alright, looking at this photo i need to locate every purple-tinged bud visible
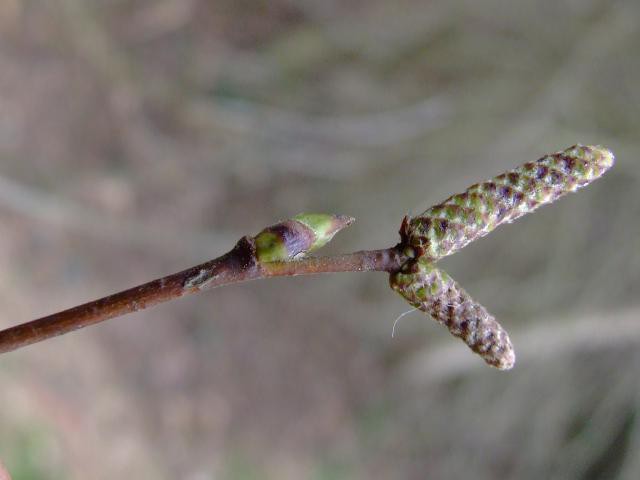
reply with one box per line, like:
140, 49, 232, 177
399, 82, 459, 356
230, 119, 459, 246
254, 213, 354, 263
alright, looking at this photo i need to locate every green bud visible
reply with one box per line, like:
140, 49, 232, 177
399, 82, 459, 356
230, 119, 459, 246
293, 213, 354, 251
254, 213, 354, 264
254, 230, 291, 263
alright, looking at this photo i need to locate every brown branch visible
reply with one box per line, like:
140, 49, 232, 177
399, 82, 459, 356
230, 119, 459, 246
0, 236, 404, 355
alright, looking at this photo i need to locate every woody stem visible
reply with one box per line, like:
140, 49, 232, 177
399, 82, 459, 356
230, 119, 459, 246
0, 240, 404, 355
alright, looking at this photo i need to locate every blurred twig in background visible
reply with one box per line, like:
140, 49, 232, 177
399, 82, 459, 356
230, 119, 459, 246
401, 308, 640, 386
0, 174, 235, 257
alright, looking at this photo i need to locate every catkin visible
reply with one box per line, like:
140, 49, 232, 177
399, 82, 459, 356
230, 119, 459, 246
401, 144, 614, 261
390, 260, 515, 370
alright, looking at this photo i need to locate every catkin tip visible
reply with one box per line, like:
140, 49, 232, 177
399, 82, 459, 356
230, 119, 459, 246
591, 145, 615, 169
495, 347, 516, 370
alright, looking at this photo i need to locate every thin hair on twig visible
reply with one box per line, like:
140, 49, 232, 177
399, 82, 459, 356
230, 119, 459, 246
392, 308, 419, 338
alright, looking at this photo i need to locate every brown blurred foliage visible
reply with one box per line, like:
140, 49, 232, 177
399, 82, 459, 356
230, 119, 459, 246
0, 0, 639, 479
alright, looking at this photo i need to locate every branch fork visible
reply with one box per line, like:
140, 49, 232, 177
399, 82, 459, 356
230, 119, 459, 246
0, 145, 615, 370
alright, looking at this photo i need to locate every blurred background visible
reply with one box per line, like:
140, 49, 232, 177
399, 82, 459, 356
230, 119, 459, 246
0, 0, 638, 478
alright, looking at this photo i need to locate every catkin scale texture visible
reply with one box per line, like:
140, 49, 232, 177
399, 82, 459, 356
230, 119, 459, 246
390, 261, 515, 369
401, 145, 615, 261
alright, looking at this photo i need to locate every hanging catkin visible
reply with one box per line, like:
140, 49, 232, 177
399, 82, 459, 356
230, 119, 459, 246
390, 259, 515, 369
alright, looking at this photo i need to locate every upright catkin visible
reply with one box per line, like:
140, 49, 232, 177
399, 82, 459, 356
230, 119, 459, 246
401, 145, 615, 261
